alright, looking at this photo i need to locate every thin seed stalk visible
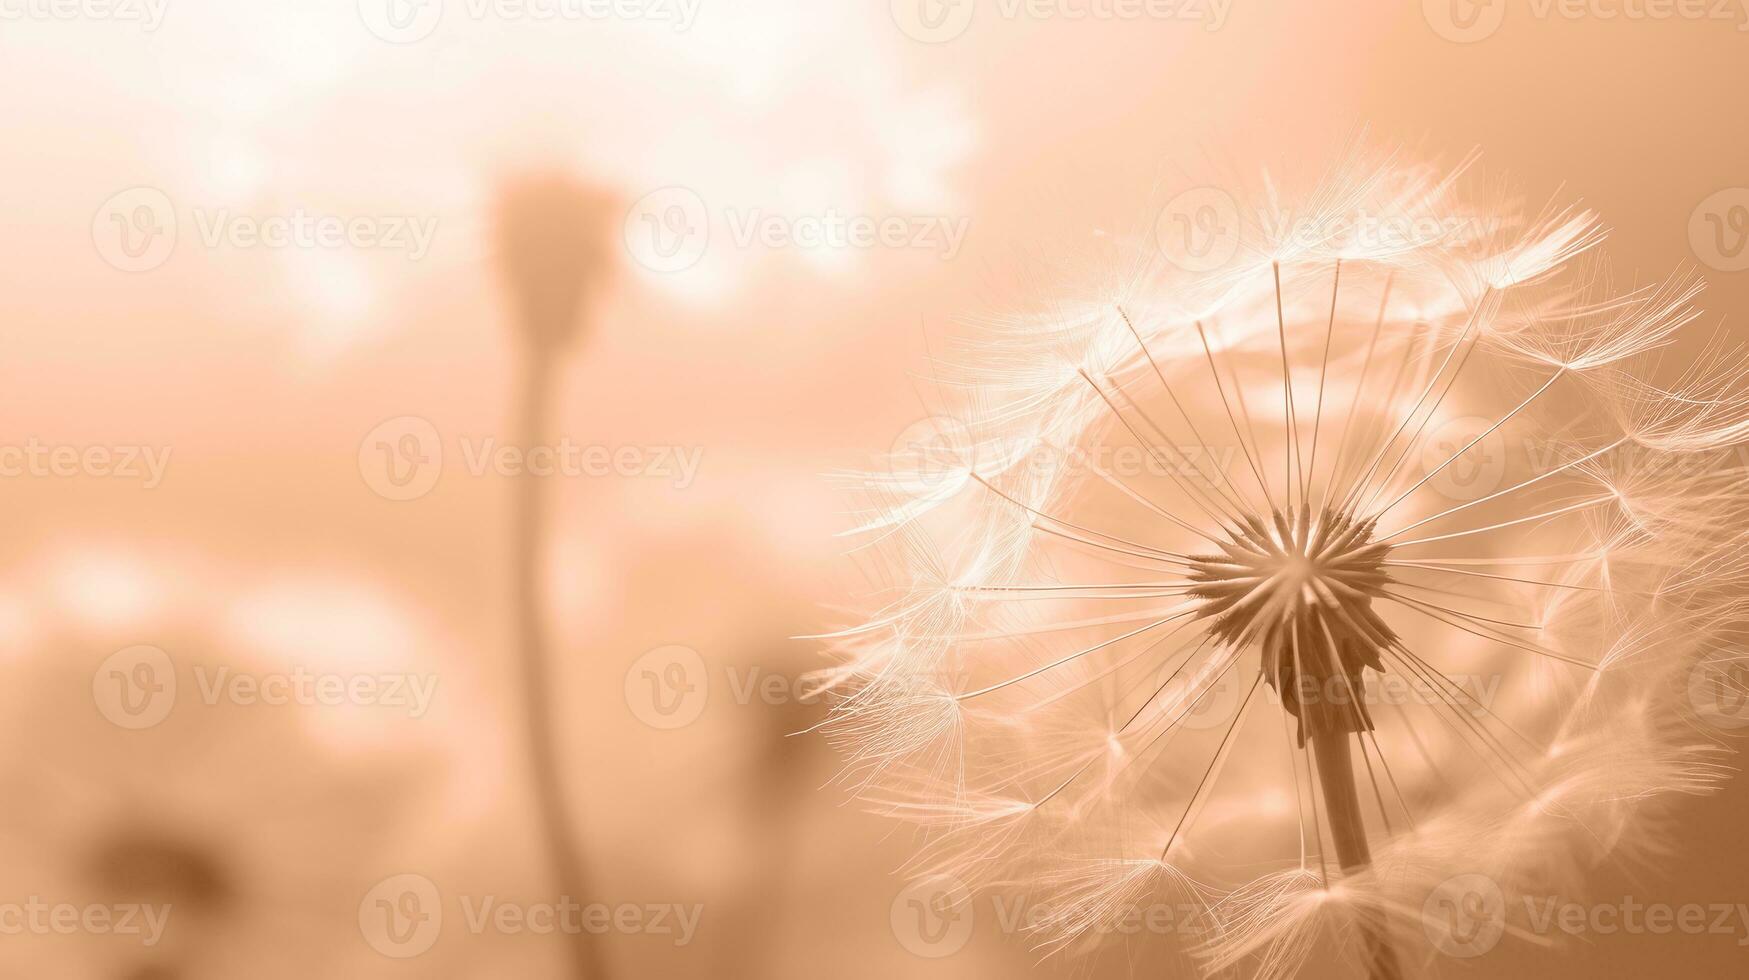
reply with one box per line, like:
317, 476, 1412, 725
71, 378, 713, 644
1311, 730, 1402, 980
513, 350, 609, 980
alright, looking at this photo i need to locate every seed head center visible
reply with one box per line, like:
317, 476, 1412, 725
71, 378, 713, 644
1186, 507, 1398, 740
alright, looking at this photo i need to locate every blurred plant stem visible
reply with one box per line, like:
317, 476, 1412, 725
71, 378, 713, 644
512, 347, 609, 980
1312, 730, 1402, 980
498, 172, 616, 980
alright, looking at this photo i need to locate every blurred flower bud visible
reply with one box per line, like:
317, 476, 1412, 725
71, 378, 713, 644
494, 173, 617, 352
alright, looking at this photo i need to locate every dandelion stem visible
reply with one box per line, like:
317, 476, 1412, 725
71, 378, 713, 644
1310, 730, 1403, 980
512, 349, 609, 980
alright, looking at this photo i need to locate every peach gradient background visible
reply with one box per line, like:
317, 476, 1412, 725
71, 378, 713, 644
0, 1, 1745, 977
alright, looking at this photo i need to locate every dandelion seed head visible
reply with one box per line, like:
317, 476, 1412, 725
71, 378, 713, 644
820, 149, 1746, 974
